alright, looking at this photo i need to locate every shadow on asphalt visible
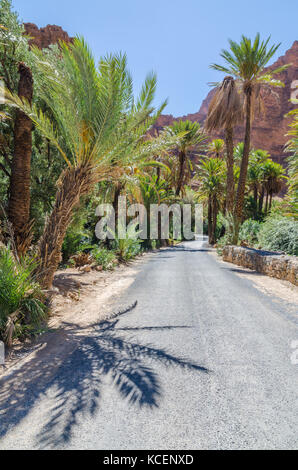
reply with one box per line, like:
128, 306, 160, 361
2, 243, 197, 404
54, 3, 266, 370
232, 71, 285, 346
0, 303, 209, 448
220, 266, 263, 276
157, 247, 212, 254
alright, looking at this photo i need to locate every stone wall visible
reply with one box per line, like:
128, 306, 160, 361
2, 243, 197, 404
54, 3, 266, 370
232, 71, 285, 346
222, 245, 298, 286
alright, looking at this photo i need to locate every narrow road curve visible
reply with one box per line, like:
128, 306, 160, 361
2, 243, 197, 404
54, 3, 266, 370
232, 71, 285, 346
0, 241, 297, 449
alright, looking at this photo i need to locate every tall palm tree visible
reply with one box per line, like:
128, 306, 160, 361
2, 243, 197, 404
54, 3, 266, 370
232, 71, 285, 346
167, 120, 207, 196
6, 38, 166, 288
211, 34, 288, 240
197, 157, 225, 244
205, 76, 242, 213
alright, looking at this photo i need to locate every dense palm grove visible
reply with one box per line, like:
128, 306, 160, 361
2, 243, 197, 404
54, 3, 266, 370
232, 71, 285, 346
0, 0, 297, 345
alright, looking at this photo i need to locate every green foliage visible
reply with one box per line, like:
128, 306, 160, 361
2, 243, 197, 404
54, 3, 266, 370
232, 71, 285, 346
111, 223, 143, 262
0, 246, 47, 345
197, 157, 226, 199
285, 103, 298, 218
210, 33, 284, 85
257, 215, 298, 255
239, 219, 261, 244
91, 246, 117, 270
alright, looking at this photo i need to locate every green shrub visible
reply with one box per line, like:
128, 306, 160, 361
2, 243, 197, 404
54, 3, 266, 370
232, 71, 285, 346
239, 219, 261, 245
91, 246, 117, 270
257, 215, 298, 255
216, 233, 232, 255
111, 223, 143, 262
0, 247, 47, 346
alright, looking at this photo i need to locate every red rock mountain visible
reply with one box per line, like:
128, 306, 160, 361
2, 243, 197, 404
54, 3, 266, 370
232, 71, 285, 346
24, 23, 73, 49
24, 24, 297, 165
155, 41, 298, 165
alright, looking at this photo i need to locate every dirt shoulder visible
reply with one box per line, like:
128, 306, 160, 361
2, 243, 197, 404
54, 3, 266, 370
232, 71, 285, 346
0, 252, 153, 377
209, 249, 298, 308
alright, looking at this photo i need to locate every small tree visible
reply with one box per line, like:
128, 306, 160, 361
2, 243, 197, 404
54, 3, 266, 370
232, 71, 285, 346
197, 157, 225, 244
167, 120, 207, 196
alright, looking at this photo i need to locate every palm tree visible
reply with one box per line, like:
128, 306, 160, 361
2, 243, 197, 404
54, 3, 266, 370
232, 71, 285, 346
208, 138, 225, 158
167, 120, 207, 196
262, 160, 286, 213
247, 149, 270, 216
8, 62, 34, 257
6, 38, 166, 288
197, 157, 225, 244
205, 76, 242, 213
211, 34, 288, 240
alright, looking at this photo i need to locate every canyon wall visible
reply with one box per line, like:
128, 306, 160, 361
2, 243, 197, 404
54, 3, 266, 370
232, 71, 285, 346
156, 41, 298, 165
24, 23, 73, 49
24, 23, 297, 165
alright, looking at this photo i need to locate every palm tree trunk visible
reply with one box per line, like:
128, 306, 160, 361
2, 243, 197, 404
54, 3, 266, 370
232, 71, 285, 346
233, 85, 252, 242
36, 164, 94, 289
264, 191, 269, 215
269, 192, 273, 211
208, 196, 212, 244
225, 126, 234, 213
259, 186, 265, 212
175, 150, 186, 196
113, 181, 123, 232
8, 63, 33, 257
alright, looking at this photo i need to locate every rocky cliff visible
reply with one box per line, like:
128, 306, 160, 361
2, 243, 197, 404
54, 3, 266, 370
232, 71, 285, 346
156, 41, 298, 165
24, 23, 73, 49
24, 23, 297, 165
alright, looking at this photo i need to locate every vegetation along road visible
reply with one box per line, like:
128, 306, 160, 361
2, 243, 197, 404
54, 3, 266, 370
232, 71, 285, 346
0, 240, 297, 450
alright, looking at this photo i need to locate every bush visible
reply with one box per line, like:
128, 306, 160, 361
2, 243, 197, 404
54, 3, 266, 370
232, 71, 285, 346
239, 219, 261, 245
0, 247, 47, 346
257, 215, 298, 255
111, 223, 143, 262
91, 246, 117, 270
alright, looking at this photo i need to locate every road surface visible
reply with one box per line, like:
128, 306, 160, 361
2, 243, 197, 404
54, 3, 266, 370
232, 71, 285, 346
0, 241, 297, 449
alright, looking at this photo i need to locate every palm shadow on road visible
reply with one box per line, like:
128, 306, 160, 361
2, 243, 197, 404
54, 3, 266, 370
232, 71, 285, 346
0, 304, 209, 448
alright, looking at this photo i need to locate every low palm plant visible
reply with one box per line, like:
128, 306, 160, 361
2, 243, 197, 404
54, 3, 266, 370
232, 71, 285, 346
208, 139, 225, 158
0, 246, 47, 346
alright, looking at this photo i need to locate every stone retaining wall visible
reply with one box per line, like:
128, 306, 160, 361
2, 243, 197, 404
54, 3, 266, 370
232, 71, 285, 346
222, 245, 298, 286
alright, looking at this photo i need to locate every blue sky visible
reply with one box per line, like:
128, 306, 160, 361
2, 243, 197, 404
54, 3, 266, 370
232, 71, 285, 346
12, 0, 298, 116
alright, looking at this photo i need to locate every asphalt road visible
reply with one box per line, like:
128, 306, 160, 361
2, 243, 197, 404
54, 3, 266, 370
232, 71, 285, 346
0, 241, 297, 450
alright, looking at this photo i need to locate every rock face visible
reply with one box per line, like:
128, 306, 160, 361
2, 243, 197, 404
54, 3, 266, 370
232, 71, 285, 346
222, 245, 298, 286
156, 41, 298, 165
24, 23, 73, 49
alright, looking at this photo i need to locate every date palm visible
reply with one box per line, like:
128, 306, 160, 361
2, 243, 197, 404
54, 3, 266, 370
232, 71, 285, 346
6, 38, 166, 287
205, 76, 242, 213
197, 157, 225, 244
208, 139, 225, 158
167, 120, 207, 196
211, 33, 288, 241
